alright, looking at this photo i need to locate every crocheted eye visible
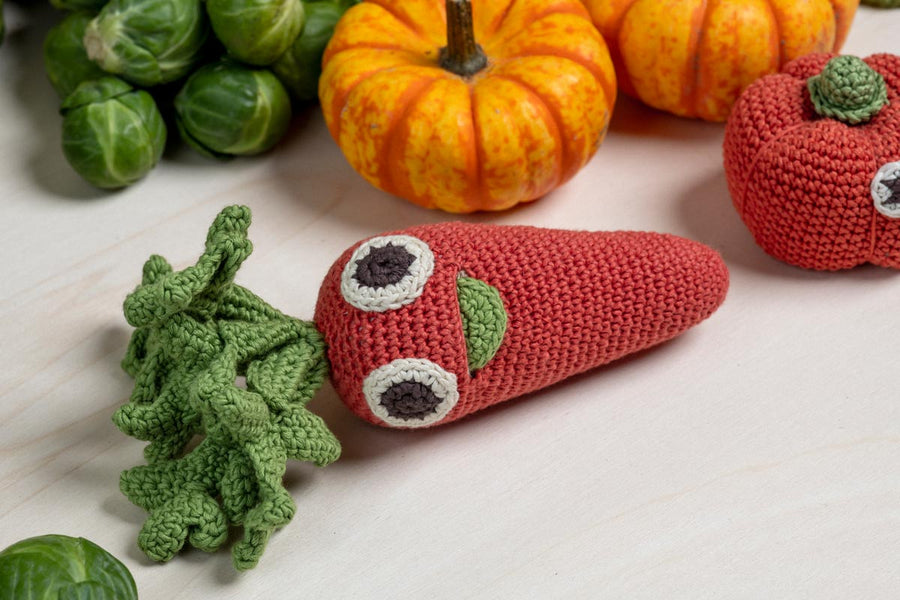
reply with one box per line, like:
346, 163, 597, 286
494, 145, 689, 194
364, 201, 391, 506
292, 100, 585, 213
340, 235, 435, 312
872, 161, 900, 219
362, 358, 459, 428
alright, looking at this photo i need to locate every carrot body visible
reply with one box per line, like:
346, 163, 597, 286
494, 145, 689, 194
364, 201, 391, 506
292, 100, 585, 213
314, 223, 729, 428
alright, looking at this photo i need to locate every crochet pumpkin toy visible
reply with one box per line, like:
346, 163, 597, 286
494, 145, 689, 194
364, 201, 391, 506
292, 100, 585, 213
114, 206, 728, 569
724, 53, 900, 270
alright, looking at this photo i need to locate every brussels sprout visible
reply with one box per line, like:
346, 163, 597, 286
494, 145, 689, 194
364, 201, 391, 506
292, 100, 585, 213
83, 0, 208, 87
44, 13, 108, 99
207, 0, 304, 66
50, 0, 109, 13
0, 534, 138, 600
272, 0, 353, 101
175, 61, 291, 157
61, 77, 167, 188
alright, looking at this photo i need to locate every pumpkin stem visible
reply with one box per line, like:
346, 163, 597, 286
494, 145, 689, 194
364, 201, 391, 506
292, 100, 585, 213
808, 56, 889, 124
439, 0, 487, 77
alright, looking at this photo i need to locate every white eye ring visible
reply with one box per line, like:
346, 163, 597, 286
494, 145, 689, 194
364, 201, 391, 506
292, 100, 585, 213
872, 160, 900, 219
362, 358, 459, 428
340, 235, 435, 312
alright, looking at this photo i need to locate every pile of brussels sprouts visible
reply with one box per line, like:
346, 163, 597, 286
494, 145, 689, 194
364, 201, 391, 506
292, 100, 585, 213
43, 0, 356, 188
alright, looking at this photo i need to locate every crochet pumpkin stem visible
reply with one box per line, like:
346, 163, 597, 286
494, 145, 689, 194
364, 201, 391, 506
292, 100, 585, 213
808, 55, 889, 125
439, 0, 487, 77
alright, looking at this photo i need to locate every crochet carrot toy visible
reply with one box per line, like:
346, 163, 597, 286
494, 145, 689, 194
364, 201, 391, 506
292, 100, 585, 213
316, 221, 730, 427
114, 206, 729, 569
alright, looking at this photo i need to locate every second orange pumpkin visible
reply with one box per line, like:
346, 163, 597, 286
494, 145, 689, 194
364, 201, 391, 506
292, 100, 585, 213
584, 0, 859, 122
318, 0, 616, 213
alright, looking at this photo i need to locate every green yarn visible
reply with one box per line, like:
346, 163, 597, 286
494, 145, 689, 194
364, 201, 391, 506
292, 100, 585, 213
861, 0, 900, 7
114, 205, 340, 571
457, 275, 507, 371
808, 55, 889, 124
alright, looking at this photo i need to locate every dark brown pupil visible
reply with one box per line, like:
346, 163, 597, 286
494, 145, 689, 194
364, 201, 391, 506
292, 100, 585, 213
882, 175, 900, 206
380, 381, 441, 420
353, 243, 416, 288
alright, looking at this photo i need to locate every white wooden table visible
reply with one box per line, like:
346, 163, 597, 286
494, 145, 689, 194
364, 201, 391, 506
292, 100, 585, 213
2, 4, 899, 598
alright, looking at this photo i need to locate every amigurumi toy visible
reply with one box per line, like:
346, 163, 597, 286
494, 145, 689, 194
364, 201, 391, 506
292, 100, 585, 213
114, 206, 729, 568
315, 221, 729, 428
724, 53, 900, 270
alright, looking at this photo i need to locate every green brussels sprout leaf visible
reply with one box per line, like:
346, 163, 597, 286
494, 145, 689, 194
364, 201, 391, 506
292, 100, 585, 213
0, 534, 138, 600
61, 75, 133, 109
84, 0, 209, 87
272, 0, 350, 101
175, 116, 227, 159
61, 77, 167, 189
207, 0, 304, 66
44, 12, 108, 99
174, 61, 292, 157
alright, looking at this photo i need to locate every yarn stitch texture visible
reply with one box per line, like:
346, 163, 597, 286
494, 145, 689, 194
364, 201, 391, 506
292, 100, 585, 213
808, 55, 888, 124
724, 53, 900, 270
315, 222, 730, 428
114, 206, 340, 570
456, 275, 508, 371
872, 161, 900, 217
340, 235, 435, 312
362, 358, 460, 427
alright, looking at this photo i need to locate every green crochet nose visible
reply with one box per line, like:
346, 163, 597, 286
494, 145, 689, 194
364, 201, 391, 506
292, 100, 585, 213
456, 275, 507, 372
808, 55, 889, 124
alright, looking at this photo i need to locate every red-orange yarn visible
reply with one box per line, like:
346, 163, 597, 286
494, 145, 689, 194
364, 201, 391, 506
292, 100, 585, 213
724, 52, 900, 270
314, 223, 729, 428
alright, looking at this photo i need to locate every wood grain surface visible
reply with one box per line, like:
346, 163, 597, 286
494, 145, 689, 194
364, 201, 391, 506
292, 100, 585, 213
1, 4, 898, 598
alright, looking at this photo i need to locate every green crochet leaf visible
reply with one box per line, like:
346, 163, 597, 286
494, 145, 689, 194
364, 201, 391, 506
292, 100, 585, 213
122, 205, 253, 328
457, 275, 507, 371
114, 205, 339, 571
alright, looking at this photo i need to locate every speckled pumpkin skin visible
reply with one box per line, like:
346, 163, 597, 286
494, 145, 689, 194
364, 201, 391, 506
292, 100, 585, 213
318, 0, 616, 213
583, 0, 858, 122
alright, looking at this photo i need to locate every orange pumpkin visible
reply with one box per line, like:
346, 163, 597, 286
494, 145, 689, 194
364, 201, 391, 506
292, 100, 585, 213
583, 0, 859, 121
318, 0, 616, 213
